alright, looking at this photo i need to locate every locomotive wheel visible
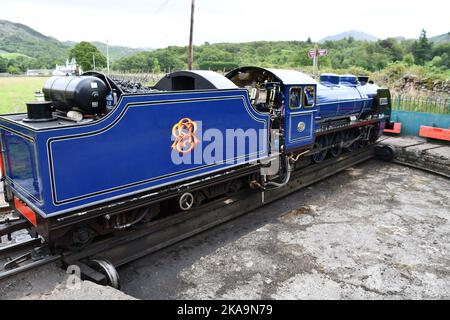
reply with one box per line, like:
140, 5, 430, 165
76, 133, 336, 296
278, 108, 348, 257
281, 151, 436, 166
88, 259, 121, 290
330, 131, 344, 158
369, 124, 381, 144
345, 128, 361, 152
312, 135, 329, 163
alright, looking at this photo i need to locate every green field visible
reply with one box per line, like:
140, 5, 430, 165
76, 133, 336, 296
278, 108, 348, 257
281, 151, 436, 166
0, 77, 48, 114
0, 52, 32, 59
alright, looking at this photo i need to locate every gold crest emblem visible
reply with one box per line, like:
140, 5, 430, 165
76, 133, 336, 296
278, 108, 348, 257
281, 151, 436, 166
297, 121, 306, 133
171, 118, 200, 154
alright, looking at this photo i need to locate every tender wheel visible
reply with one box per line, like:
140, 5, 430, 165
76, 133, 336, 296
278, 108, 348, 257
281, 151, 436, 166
179, 192, 195, 211
68, 226, 96, 251
88, 259, 121, 290
330, 131, 344, 158
227, 180, 243, 194
312, 135, 329, 163
375, 144, 396, 162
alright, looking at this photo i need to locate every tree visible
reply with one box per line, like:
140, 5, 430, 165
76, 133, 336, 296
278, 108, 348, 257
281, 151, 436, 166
412, 29, 433, 65
111, 37, 443, 77
154, 50, 184, 72
431, 43, 450, 68
69, 42, 106, 71
293, 48, 312, 66
151, 57, 161, 73
7, 65, 19, 74
306, 37, 312, 45
379, 38, 404, 61
0, 57, 7, 73
402, 53, 415, 66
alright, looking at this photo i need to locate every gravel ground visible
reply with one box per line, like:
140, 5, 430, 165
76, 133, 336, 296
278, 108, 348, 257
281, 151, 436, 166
118, 160, 450, 300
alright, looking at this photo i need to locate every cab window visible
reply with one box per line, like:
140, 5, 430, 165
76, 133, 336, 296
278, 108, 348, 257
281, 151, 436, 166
289, 87, 302, 109
303, 86, 315, 108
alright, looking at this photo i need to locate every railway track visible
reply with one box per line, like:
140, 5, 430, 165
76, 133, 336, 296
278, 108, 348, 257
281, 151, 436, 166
382, 141, 449, 179
391, 159, 450, 179
0, 237, 60, 281
0, 145, 378, 287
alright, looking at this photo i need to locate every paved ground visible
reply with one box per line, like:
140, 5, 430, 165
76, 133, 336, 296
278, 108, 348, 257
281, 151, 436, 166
1, 159, 449, 300
0, 263, 134, 300
118, 160, 450, 300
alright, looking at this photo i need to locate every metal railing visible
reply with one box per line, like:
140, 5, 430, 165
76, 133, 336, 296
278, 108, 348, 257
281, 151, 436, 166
392, 95, 450, 115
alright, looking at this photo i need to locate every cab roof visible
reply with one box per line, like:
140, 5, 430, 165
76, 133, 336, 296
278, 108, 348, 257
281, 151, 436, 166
155, 70, 238, 91
226, 66, 317, 86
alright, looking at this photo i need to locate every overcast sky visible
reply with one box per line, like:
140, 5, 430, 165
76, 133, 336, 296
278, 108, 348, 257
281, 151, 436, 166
1, 0, 449, 48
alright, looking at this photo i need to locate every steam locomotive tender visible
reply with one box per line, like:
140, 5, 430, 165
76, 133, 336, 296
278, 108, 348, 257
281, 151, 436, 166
0, 67, 391, 249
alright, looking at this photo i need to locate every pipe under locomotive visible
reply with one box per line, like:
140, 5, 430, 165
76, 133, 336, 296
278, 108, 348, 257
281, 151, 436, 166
0, 67, 391, 249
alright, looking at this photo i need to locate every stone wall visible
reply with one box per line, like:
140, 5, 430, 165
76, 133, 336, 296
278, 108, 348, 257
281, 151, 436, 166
393, 75, 450, 97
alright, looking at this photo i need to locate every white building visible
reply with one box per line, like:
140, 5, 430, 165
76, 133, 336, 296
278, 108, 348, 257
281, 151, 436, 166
52, 58, 80, 76
26, 69, 52, 76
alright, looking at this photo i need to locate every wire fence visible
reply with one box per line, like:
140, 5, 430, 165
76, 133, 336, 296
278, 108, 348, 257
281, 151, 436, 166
392, 95, 450, 115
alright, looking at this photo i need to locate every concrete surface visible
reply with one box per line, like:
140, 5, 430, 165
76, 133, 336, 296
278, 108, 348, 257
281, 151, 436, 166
118, 160, 450, 300
0, 263, 134, 300
1, 158, 449, 300
44, 281, 136, 300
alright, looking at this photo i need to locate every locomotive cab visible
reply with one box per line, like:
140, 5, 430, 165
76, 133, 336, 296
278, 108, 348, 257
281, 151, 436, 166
226, 66, 319, 152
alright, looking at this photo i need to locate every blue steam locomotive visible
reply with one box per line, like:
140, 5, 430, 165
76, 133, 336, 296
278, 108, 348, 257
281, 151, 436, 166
0, 66, 391, 247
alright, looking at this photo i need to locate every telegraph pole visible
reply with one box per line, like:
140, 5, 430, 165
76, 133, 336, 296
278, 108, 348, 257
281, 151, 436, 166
312, 46, 318, 79
188, 0, 195, 70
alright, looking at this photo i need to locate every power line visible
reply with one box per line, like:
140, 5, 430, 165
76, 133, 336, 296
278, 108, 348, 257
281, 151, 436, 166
155, 0, 173, 13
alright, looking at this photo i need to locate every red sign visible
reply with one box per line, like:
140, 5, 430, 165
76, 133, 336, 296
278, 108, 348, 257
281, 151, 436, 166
308, 49, 328, 59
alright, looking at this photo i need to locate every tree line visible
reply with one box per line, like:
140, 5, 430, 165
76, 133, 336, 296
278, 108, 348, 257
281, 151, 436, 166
111, 29, 449, 78
1, 29, 448, 81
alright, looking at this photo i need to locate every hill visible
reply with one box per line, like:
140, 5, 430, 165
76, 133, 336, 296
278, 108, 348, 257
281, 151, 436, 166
64, 40, 148, 62
320, 30, 378, 43
0, 20, 149, 70
0, 20, 70, 68
0, 19, 448, 79
91, 42, 147, 62
430, 32, 450, 44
